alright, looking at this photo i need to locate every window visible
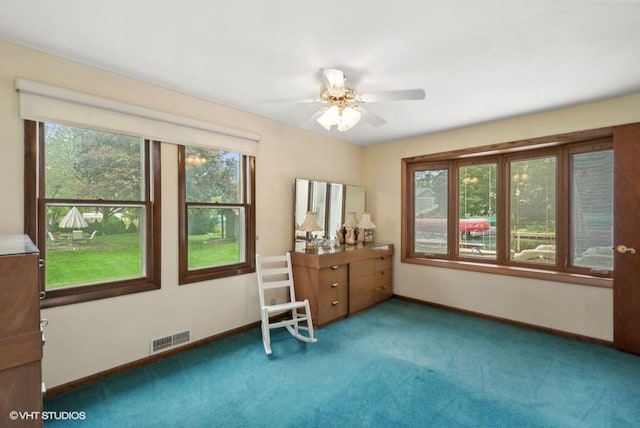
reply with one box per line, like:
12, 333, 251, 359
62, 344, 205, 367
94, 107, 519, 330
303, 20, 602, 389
402, 129, 614, 287
570, 147, 614, 272
459, 162, 497, 260
509, 155, 556, 264
178, 145, 255, 284
414, 165, 449, 255
25, 121, 161, 307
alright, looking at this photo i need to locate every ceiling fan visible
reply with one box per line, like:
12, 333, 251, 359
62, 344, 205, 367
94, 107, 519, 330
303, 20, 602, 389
261, 68, 426, 132
315, 68, 425, 132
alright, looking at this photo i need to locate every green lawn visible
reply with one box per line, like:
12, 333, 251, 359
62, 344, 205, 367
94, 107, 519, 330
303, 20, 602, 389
46, 233, 241, 289
188, 234, 240, 269
46, 234, 143, 289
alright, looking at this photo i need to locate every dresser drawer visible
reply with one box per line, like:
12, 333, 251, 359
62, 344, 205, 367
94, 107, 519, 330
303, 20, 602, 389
374, 269, 392, 287
318, 264, 347, 285
317, 286, 348, 325
373, 282, 393, 302
318, 279, 347, 303
375, 255, 392, 272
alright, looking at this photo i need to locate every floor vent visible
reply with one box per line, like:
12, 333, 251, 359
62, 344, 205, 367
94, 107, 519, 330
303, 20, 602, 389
151, 330, 191, 354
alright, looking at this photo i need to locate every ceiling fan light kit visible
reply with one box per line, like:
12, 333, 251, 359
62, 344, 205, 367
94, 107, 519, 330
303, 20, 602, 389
314, 68, 425, 132
317, 104, 362, 132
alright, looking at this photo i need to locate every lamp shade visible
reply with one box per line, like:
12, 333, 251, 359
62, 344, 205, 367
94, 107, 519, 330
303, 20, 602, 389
337, 106, 361, 132
357, 213, 376, 229
317, 105, 340, 131
298, 212, 323, 232
343, 212, 358, 228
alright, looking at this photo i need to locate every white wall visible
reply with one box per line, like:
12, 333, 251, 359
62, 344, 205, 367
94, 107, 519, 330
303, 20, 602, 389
364, 92, 640, 341
0, 41, 365, 388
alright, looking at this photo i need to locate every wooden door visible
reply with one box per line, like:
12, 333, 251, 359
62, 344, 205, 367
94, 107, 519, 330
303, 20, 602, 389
613, 123, 640, 354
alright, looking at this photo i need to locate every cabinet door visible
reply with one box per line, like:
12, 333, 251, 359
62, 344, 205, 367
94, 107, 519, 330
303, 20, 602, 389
350, 259, 375, 278
0, 255, 39, 337
350, 274, 375, 313
349, 259, 373, 313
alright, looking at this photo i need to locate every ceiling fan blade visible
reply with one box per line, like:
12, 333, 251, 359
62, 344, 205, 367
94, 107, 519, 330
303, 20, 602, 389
256, 97, 320, 105
358, 88, 425, 103
322, 68, 346, 97
298, 106, 329, 127
359, 106, 386, 127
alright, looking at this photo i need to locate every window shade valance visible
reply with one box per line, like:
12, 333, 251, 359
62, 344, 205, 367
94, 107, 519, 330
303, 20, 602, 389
15, 78, 260, 155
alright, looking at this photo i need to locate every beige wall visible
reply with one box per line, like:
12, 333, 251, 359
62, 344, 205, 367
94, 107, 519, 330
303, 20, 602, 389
364, 92, 640, 342
0, 41, 364, 388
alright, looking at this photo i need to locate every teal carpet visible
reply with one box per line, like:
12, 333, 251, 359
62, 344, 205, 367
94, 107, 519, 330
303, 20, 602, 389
44, 299, 640, 427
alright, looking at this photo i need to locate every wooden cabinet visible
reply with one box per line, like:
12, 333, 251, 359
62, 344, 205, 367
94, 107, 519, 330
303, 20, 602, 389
291, 244, 393, 327
0, 235, 43, 427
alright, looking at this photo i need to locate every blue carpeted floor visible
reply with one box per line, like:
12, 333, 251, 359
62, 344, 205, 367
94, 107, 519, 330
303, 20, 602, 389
44, 299, 640, 427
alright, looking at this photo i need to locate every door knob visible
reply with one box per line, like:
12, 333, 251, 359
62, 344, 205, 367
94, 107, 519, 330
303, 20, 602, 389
616, 245, 637, 254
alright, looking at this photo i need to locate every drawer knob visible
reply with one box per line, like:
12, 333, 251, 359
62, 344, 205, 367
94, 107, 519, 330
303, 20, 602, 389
331, 282, 339, 288
332, 300, 339, 306
331, 265, 339, 270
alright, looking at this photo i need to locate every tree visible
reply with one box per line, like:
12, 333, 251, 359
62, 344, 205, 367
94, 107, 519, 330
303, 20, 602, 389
45, 124, 144, 224
459, 164, 497, 219
185, 147, 241, 237
510, 157, 556, 232
44, 124, 83, 199
185, 147, 240, 203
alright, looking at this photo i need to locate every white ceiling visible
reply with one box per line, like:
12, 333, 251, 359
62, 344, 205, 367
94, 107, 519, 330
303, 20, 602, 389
1, 0, 639, 146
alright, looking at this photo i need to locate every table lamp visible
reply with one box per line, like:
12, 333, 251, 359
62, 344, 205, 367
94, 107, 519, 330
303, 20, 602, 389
298, 212, 323, 251
357, 212, 376, 244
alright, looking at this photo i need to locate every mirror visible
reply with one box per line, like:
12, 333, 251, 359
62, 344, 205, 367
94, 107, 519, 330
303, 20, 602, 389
294, 178, 365, 245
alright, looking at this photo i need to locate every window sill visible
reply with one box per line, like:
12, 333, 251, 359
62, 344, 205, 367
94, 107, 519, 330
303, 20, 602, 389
41, 280, 161, 308
401, 256, 612, 289
179, 263, 255, 285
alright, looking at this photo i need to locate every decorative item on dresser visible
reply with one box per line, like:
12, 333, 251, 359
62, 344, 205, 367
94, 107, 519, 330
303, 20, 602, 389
297, 212, 323, 252
290, 243, 394, 327
0, 235, 44, 428
343, 212, 359, 245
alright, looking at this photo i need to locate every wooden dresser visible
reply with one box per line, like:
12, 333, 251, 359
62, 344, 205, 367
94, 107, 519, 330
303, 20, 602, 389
290, 243, 393, 327
0, 235, 43, 427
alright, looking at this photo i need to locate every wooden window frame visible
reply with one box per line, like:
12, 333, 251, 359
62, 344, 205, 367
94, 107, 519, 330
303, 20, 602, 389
177, 146, 256, 285
24, 121, 162, 308
401, 127, 613, 288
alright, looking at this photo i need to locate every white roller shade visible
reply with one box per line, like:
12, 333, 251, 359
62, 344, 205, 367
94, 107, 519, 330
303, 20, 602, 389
16, 78, 260, 155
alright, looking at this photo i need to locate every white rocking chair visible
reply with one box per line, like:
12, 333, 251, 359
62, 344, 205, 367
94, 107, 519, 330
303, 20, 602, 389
256, 253, 317, 355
